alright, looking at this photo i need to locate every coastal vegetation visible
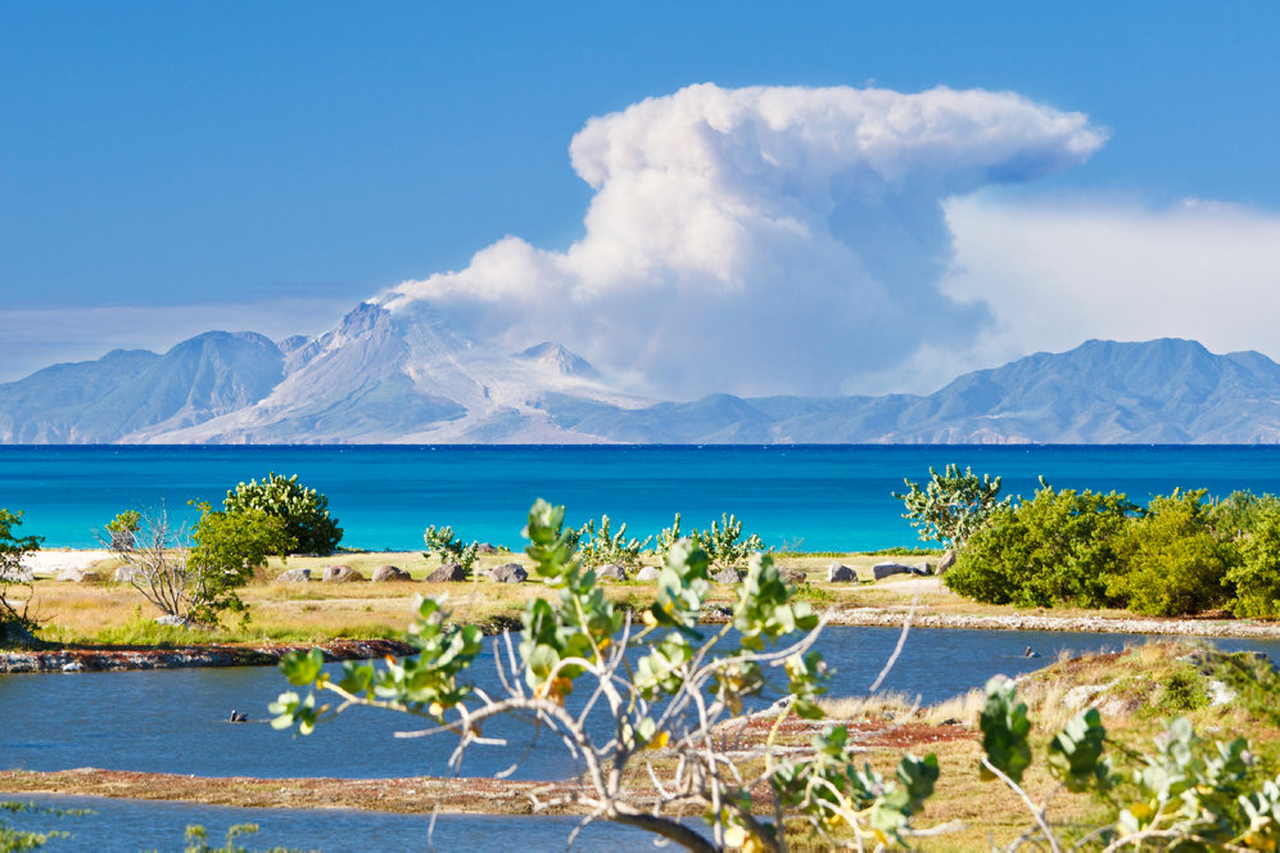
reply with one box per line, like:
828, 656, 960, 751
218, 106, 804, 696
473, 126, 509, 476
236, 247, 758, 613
940, 478, 1280, 618
112, 504, 291, 627
222, 472, 342, 556
0, 508, 43, 645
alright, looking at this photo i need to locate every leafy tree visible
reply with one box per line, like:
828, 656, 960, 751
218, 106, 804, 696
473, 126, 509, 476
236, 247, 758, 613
115, 505, 292, 627
945, 482, 1135, 607
273, 499, 935, 851
894, 464, 1010, 549
0, 509, 43, 647
1108, 489, 1234, 616
223, 473, 341, 556
421, 525, 478, 576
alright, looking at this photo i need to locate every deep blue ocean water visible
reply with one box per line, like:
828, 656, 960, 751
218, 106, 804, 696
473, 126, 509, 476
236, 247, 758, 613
3, 444, 1280, 551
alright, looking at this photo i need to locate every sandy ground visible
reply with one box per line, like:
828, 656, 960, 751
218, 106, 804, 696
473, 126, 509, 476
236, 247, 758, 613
18, 549, 115, 576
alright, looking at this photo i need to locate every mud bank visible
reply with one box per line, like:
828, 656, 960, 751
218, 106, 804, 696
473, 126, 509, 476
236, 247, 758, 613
0, 638, 415, 673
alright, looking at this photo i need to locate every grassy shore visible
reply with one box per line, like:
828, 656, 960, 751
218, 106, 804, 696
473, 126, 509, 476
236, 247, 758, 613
14, 548, 1280, 648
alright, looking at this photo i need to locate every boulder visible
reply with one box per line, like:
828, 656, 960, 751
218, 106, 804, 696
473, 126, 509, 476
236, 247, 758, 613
636, 566, 661, 582
713, 567, 742, 584
55, 569, 102, 583
154, 614, 190, 628
476, 542, 501, 555
910, 562, 932, 576
372, 565, 412, 582
114, 565, 142, 583
277, 568, 312, 582
781, 568, 807, 585
872, 562, 912, 580
425, 562, 469, 583
936, 549, 957, 575
827, 563, 857, 582
489, 563, 528, 584
595, 563, 627, 582
0, 568, 33, 583
323, 565, 365, 582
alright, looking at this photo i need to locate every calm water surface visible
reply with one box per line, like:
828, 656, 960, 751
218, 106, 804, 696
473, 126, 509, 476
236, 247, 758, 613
5, 444, 1280, 550
0, 793, 680, 852
4, 627, 1277, 780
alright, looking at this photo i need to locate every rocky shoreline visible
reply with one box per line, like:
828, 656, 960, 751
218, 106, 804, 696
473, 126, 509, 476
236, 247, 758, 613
816, 607, 1280, 639
0, 638, 415, 673
4, 608, 1277, 674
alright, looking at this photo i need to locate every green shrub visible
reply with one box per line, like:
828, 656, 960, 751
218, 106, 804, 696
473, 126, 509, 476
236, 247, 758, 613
422, 525, 478, 576
0, 509, 43, 646
945, 483, 1134, 607
1108, 489, 1235, 616
653, 512, 768, 568
576, 514, 651, 568
894, 464, 1010, 549
1224, 500, 1280, 618
223, 473, 342, 556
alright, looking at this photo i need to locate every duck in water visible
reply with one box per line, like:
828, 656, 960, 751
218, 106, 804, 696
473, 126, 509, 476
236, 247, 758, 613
1024, 646, 1040, 658
229, 710, 248, 723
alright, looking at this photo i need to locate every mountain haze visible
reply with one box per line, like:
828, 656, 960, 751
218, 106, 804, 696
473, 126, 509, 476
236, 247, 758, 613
3, 302, 1279, 444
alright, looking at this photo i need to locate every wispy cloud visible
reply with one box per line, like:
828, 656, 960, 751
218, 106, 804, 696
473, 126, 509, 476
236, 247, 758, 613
378, 83, 1106, 398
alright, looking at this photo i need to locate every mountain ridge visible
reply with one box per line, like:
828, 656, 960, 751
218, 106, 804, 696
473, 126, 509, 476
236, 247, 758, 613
3, 305, 1279, 444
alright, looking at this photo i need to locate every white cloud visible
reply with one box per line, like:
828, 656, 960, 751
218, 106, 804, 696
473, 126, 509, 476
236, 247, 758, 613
889, 194, 1280, 392
379, 82, 1106, 398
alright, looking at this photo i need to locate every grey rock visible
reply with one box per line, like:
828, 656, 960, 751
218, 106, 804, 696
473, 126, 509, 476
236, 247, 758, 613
322, 565, 365, 582
872, 562, 912, 580
425, 562, 469, 583
110, 530, 136, 551
476, 542, 501, 555
910, 563, 933, 576
489, 563, 528, 584
277, 568, 312, 582
0, 567, 34, 582
781, 567, 807, 584
595, 563, 627, 582
154, 614, 191, 627
114, 565, 142, 583
827, 563, 857, 582
55, 568, 102, 582
636, 566, 661, 582
371, 565, 412, 582
937, 549, 957, 575
713, 567, 742, 584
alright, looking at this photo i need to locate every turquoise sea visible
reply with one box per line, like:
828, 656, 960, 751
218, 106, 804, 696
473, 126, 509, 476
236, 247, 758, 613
4, 445, 1280, 551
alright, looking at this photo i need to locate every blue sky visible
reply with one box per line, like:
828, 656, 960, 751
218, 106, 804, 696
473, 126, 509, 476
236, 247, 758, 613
3, 2, 1280, 391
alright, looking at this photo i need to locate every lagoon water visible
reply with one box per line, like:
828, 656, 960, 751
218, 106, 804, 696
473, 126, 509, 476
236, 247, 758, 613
5, 444, 1280, 551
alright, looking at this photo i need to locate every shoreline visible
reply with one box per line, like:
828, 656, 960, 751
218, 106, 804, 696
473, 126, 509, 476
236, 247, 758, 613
0, 638, 414, 673
3, 609, 1278, 674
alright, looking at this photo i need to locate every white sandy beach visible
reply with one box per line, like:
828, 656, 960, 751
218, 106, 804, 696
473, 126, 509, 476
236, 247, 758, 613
19, 549, 115, 576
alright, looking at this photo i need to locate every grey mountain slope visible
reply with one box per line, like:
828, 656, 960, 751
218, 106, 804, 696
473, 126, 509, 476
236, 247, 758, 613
6, 319, 1280, 445
143, 303, 646, 444
0, 334, 283, 443
555, 339, 1280, 444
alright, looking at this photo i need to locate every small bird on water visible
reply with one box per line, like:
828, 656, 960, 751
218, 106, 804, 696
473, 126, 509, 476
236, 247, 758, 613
229, 710, 248, 723
1024, 646, 1040, 658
